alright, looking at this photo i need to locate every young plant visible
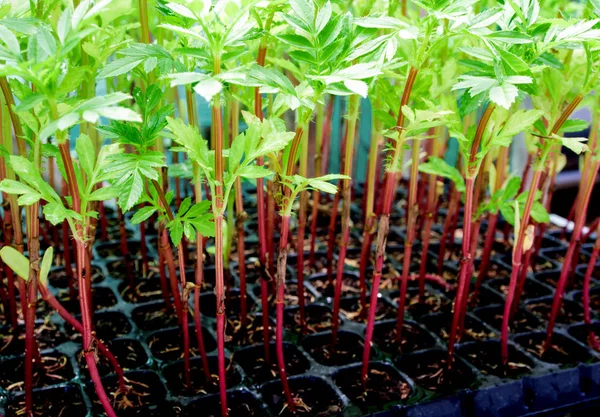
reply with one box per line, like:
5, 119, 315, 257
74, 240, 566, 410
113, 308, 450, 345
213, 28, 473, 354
167, 110, 295, 416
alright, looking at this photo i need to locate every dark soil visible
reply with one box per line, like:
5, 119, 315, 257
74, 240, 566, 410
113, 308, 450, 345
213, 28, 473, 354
372, 321, 437, 354
6, 384, 87, 417
422, 312, 496, 342
515, 332, 593, 365
457, 341, 533, 378
333, 363, 412, 412
396, 350, 475, 392
262, 376, 343, 417
340, 296, 397, 323
391, 288, 451, 318
119, 277, 165, 303
162, 357, 241, 397
226, 314, 274, 348
47, 264, 105, 288
89, 371, 167, 416
284, 304, 338, 334
96, 240, 142, 259
0, 351, 74, 392
309, 272, 362, 298
526, 299, 584, 325
147, 326, 216, 362
0, 321, 68, 357
486, 277, 552, 300
475, 306, 542, 334
58, 286, 117, 314
233, 342, 310, 384
131, 302, 180, 331
67, 311, 132, 342
77, 338, 148, 377
183, 390, 267, 417
301, 331, 369, 366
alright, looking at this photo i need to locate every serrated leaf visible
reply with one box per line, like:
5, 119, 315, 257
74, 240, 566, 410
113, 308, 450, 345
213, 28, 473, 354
239, 164, 270, 179
555, 135, 589, 154
76, 134, 95, 178
130, 206, 157, 224
43, 202, 69, 225
98, 56, 143, 79
559, 119, 589, 133
118, 172, 143, 211
193, 78, 222, 102
0, 24, 19, 56
169, 220, 184, 246
0, 179, 36, 195
419, 157, 466, 193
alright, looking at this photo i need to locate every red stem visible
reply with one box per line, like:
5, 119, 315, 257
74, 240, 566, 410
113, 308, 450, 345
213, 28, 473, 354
396, 139, 421, 343
326, 187, 341, 283
438, 186, 460, 274
447, 104, 495, 368
583, 235, 600, 351
40, 284, 126, 389
309, 99, 334, 266
544, 160, 599, 350
59, 140, 117, 416
276, 215, 296, 412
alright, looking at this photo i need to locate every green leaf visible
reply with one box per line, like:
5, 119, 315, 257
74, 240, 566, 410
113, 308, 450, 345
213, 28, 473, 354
559, 119, 589, 133
239, 164, 270, 179
131, 206, 157, 225
193, 78, 223, 102
485, 31, 533, 44
17, 193, 41, 205
43, 202, 69, 225
0, 246, 29, 280
98, 56, 144, 79
39, 247, 53, 286
502, 176, 522, 200
555, 135, 589, 154
118, 172, 144, 212
496, 48, 531, 77
0, 24, 20, 56
168, 220, 184, 246
89, 186, 119, 201
531, 201, 550, 224
290, 0, 315, 26
418, 157, 466, 193
76, 134, 95, 178
0, 179, 36, 195
494, 109, 543, 146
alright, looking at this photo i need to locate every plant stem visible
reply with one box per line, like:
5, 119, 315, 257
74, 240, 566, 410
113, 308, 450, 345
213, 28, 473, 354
359, 101, 382, 313
332, 94, 359, 348
275, 214, 297, 412
39, 284, 126, 389
58, 139, 117, 417
211, 53, 229, 417
447, 103, 495, 369
254, 42, 272, 363
184, 89, 212, 382
418, 128, 444, 302
583, 230, 600, 351
473, 146, 509, 296
396, 137, 422, 343
361, 66, 418, 385
308, 100, 325, 266
544, 159, 599, 351
0, 77, 26, 156
500, 94, 583, 364
296, 129, 309, 331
